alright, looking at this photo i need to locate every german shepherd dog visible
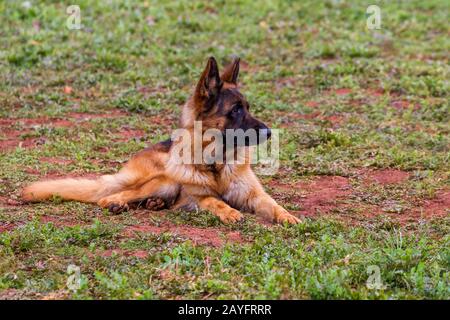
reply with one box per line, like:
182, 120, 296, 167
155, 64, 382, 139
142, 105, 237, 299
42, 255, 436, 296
22, 57, 300, 225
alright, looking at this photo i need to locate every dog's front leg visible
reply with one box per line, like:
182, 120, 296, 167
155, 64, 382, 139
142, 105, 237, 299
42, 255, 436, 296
197, 196, 243, 224
249, 190, 301, 224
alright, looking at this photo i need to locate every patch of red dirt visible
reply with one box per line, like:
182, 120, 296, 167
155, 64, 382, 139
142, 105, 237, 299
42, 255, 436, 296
335, 88, 352, 95
52, 119, 74, 127
116, 128, 146, 141
0, 128, 28, 150
0, 111, 128, 134
324, 114, 344, 125
365, 169, 410, 185
0, 135, 45, 151
367, 88, 385, 97
39, 157, 74, 165
418, 191, 450, 217
145, 114, 176, 127
289, 111, 321, 120
137, 86, 168, 95
0, 117, 74, 151
63, 86, 73, 95
0, 223, 17, 233
270, 176, 352, 217
305, 101, 319, 108
0, 117, 74, 128
39, 215, 80, 228
122, 222, 245, 247
0, 196, 21, 207
68, 110, 127, 120
0, 109, 175, 151
293, 176, 352, 216
271, 173, 448, 227
389, 191, 449, 225
23, 168, 41, 175
278, 111, 344, 127
391, 100, 410, 109
0, 139, 18, 151
26, 118, 73, 127
390, 99, 421, 111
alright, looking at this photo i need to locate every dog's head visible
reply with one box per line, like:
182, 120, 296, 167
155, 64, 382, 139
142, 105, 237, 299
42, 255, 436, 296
181, 57, 271, 146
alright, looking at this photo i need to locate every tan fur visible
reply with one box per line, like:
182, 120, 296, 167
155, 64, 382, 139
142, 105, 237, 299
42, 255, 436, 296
22, 171, 134, 203
22, 57, 300, 225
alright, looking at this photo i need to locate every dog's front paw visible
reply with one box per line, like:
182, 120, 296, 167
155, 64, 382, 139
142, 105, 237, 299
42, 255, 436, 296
217, 208, 243, 224
274, 207, 301, 225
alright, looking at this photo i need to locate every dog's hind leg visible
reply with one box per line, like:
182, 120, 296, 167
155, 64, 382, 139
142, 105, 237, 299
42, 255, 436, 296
97, 176, 180, 214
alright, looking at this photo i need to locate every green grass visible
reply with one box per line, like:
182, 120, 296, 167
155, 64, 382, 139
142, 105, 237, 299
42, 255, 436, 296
0, 0, 449, 299
1, 216, 449, 299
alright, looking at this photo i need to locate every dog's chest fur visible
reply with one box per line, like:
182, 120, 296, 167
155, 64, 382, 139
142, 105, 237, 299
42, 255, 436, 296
215, 164, 253, 209
166, 151, 254, 209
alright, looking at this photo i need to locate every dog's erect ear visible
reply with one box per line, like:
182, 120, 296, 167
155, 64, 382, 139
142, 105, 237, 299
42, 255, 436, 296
220, 57, 240, 85
194, 57, 222, 100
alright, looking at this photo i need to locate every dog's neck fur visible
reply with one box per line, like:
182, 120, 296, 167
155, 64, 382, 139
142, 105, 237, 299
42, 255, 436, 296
180, 98, 196, 129
168, 100, 249, 181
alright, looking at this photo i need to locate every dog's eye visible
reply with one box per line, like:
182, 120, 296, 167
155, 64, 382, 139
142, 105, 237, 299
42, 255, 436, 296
231, 104, 242, 115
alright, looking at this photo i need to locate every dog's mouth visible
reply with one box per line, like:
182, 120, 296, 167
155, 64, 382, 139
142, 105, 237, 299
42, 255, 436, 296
223, 127, 272, 147
256, 127, 271, 144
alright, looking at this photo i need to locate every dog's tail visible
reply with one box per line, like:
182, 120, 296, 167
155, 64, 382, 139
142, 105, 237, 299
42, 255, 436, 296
22, 170, 136, 204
